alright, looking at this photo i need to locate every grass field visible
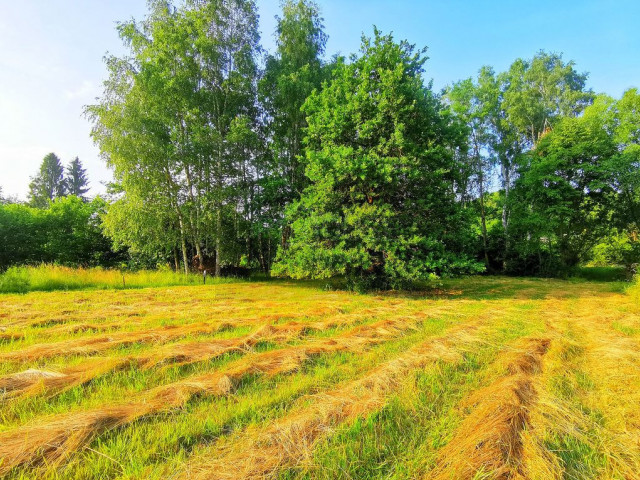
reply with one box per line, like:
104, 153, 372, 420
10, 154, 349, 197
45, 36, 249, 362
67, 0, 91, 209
0, 276, 639, 479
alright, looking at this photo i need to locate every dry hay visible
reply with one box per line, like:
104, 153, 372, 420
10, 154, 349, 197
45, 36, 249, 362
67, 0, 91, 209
533, 305, 640, 479
0, 315, 425, 474
0, 320, 316, 401
180, 326, 483, 480
0, 315, 375, 401
426, 337, 550, 480
0, 358, 131, 401
0, 332, 24, 343
0, 322, 226, 362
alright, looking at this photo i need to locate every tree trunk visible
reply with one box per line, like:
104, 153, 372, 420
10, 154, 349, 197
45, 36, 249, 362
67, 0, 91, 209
501, 161, 511, 271
215, 207, 222, 277
478, 170, 490, 267
177, 210, 189, 275
474, 141, 489, 267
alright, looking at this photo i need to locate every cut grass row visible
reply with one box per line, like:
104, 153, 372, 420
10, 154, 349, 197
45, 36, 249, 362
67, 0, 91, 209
0, 276, 638, 479
2, 295, 543, 479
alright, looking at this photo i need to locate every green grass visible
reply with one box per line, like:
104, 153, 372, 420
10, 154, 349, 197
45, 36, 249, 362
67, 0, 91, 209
0, 264, 236, 294
0, 274, 639, 479
574, 266, 628, 282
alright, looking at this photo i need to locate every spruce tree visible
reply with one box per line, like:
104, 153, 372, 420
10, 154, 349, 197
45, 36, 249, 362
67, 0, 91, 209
28, 153, 66, 208
65, 157, 90, 200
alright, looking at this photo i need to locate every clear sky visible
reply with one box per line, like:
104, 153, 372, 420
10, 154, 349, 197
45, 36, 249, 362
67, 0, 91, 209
1, 0, 638, 200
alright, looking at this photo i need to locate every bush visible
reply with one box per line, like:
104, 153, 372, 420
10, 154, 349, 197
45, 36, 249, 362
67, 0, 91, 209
0, 267, 31, 294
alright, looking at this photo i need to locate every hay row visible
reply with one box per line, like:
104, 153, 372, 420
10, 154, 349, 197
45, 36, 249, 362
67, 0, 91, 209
0, 322, 229, 362
535, 305, 640, 478
0, 315, 426, 474
0, 332, 25, 343
426, 337, 551, 480
180, 325, 484, 480
0, 304, 397, 362
0, 319, 334, 401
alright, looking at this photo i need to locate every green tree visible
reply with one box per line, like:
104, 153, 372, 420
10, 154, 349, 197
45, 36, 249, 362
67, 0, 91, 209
0, 196, 120, 270
502, 51, 593, 147
65, 157, 90, 200
259, 0, 329, 202
87, 0, 261, 275
28, 153, 66, 208
273, 30, 481, 289
446, 75, 496, 266
508, 95, 618, 274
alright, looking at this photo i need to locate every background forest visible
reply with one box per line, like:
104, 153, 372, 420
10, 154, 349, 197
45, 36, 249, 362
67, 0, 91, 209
1, 0, 638, 289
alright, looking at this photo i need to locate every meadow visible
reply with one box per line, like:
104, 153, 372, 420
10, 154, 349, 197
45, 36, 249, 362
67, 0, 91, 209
0, 275, 639, 479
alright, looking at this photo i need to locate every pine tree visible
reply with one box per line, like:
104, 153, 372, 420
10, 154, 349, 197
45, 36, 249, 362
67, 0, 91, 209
273, 30, 482, 289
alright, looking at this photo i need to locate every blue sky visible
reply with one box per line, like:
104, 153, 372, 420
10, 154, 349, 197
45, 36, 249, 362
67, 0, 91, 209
1, 0, 638, 199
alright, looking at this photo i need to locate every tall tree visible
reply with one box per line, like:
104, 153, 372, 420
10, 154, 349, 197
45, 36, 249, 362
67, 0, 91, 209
28, 153, 66, 208
259, 0, 328, 198
446, 76, 495, 266
87, 0, 261, 275
273, 30, 480, 289
257, 0, 331, 260
65, 157, 90, 200
502, 51, 593, 148
186, 0, 261, 275
509, 98, 618, 273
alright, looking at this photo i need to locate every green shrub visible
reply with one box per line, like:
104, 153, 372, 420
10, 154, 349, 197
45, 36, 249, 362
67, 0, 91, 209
0, 266, 31, 294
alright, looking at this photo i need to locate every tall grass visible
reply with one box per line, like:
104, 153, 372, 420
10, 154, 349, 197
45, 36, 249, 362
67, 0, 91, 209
0, 265, 234, 294
628, 275, 640, 303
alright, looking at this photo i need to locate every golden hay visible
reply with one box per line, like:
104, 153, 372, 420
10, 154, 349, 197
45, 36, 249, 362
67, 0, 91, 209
427, 338, 550, 480
0, 316, 360, 401
180, 326, 483, 480
0, 315, 424, 474
0, 332, 24, 343
0, 358, 131, 400
0, 323, 224, 362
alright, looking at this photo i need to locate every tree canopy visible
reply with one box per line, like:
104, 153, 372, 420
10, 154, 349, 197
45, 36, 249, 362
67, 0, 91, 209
2, 1, 637, 284
272, 30, 482, 289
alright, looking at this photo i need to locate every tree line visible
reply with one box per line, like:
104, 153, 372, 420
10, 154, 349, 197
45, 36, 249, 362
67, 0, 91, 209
28, 153, 90, 207
0, 154, 126, 270
2, 0, 638, 286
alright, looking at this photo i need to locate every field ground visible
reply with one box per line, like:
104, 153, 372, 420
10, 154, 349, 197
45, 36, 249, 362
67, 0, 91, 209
0, 276, 639, 479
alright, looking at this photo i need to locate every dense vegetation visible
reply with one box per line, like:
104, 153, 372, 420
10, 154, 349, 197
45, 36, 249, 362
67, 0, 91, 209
1, 0, 638, 287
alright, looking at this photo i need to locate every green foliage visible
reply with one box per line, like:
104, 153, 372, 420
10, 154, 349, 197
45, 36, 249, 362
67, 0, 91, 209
507, 104, 617, 274
87, 0, 262, 275
28, 152, 66, 208
574, 267, 627, 282
588, 229, 636, 266
273, 30, 482, 289
65, 157, 90, 200
503, 91, 640, 275
0, 266, 31, 294
502, 51, 594, 147
628, 275, 640, 303
0, 196, 123, 270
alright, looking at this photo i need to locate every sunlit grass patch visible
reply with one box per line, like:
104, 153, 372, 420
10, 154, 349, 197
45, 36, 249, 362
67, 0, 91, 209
0, 275, 639, 478
0, 264, 237, 294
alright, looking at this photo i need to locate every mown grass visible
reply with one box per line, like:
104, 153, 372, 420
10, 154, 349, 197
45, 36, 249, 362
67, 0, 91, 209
0, 274, 639, 479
